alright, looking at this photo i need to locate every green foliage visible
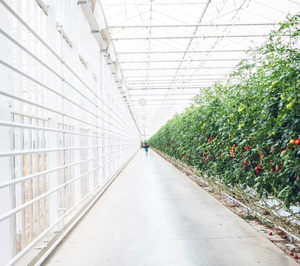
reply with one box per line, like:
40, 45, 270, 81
149, 15, 300, 208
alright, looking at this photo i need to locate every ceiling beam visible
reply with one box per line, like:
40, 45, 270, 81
131, 98, 193, 101
103, 2, 208, 6
122, 66, 233, 71
134, 109, 186, 111
119, 58, 243, 63
127, 81, 226, 85
109, 23, 279, 29
129, 86, 214, 89
127, 83, 221, 86
111, 34, 270, 41
130, 93, 198, 97
128, 87, 208, 90
117, 49, 247, 54
133, 105, 190, 108
136, 113, 182, 114
124, 74, 228, 78
134, 109, 184, 111
134, 106, 188, 108
126, 78, 230, 82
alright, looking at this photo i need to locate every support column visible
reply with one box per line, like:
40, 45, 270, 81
48, 118, 59, 233
100, 52, 106, 181
0, 6, 13, 264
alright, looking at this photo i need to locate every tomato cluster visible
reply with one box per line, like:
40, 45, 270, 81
290, 138, 300, 148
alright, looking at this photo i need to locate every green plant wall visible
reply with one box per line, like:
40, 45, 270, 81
149, 15, 300, 208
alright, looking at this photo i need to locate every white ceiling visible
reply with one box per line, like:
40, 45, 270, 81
99, 0, 300, 139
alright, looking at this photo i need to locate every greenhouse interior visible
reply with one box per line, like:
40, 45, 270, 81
0, 0, 299, 265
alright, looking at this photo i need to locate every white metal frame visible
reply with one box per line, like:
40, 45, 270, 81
99, 0, 300, 137
0, 1, 140, 265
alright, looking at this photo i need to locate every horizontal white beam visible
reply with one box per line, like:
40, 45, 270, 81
135, 110, 185, 112
126, 78, 228, 82
129, 87, 208, 90
0, 165, 101, 222
124, 74, 228, 78
103, 2, 208, 6
131, 98, 192, 101
135, 110, 184, 112
127, 81, 224, 85
129, 93, 199, 97
0, 155, 98, 188
117, 49, 247, 54
129, 83, 214, 86
135, 113, 165, 114
134, 104, 189, 108
112, 34, 270, 41
110, 23, 279, 29
120, 58, 243, 63
129, 87, 212, 90
123, 66, 233, 71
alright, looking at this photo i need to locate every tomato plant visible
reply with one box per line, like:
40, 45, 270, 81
149, 15, 300, 208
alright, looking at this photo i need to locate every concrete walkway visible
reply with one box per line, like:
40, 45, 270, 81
45, 149, 296, 266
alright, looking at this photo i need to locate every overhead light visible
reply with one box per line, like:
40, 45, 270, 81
139, 98, 147, 106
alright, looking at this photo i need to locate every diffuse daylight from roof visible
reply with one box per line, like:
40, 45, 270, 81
99, 0, 300, 139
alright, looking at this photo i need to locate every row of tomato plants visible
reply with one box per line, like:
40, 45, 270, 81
149, 15, 300, 208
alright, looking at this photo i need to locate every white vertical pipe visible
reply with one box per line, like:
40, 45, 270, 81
100, 52, 106, 182
48, 118, 59, 233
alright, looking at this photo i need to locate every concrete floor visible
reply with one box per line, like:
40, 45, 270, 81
45, 149, 296, 266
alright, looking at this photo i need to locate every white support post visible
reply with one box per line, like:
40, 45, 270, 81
94, 73, 99, 188
48, 118, 59, 233
0, 96, 13, 265
100, 52, 106, 181
0, 7, 13, 263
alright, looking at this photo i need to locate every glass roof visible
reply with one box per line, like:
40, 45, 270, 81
99, 0, 300, 139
